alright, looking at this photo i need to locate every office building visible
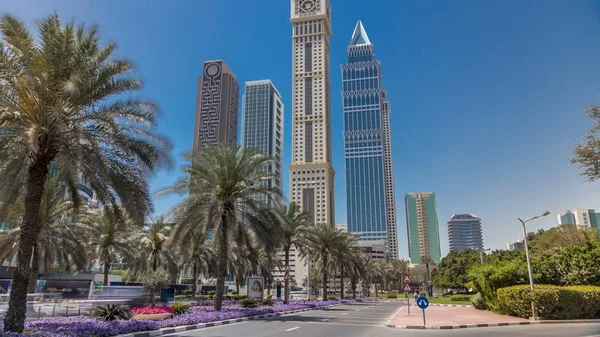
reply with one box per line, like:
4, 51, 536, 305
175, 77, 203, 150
558, 208, 600, 230
447, 214, 484, 251
241, 80, 284, 201
357, 240, 386, 260
507, 240, 524, 251
405, 192, 441, 264
193, 60, 239, 150
289, 0, 335, 288
341, 20, 398, 259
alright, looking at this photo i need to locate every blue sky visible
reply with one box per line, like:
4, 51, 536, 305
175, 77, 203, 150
4, 0, 600, 258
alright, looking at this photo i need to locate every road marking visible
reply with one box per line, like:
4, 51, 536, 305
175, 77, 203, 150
322, 318, 329, 321
342, 313, 348, 315
285, 327, 300, 331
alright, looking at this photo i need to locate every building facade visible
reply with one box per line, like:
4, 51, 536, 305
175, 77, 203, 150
507, 240, 524, 251
289, 0, 335, 289
341, 21, 398, 259
558, 208, 600, 230
447, 214, 484, 251
241, 80, 284, 200
193, 60, 239, 150
405, 192, 441, 264
357, 240, 386, 260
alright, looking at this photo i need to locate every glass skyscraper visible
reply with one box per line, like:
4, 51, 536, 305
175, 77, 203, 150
342, 21, 398, 258
447, 214, 484, 252
405, 192, 441, 264
241, 80, 284, 200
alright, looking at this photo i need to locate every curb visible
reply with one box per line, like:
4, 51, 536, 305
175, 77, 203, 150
429, 304, 473, 308
386, 319, 600, 330
117, 304, 341, 337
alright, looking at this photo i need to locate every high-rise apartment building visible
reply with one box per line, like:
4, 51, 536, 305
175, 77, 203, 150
341, 21, 398, 259
241, 80, 284, 200
558, 208, 600, 230
289, 0, 335, 225
289, 0, 335, 290
193, 60, 239, 150
447, 214, 484, 251
405, 192, 441, 264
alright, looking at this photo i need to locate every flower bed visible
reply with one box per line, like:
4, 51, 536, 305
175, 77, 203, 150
0, 299, 373, 337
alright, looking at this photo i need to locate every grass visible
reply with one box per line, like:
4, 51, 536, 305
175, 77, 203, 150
429, 296, 472, 306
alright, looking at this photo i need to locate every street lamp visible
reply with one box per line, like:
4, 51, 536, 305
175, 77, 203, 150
479, 248, 491, 264
518, 210, 550, 320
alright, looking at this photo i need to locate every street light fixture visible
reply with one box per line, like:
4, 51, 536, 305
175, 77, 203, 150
518, 210, 550, 320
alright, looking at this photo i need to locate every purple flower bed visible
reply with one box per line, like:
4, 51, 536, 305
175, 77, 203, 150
0, 298, 373, 337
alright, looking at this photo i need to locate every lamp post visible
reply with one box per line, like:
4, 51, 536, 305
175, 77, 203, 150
518, 210, 550, 320
479, 248, 491, 264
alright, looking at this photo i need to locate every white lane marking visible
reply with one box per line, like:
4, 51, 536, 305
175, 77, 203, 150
322, 318, 329, 321
163, 322, 247, 336
286, 327, 300, 331
343, 313, 348, 315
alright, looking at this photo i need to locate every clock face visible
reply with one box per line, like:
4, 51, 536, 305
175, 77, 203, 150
301, 0, 315, 12
206, 64, 219, 76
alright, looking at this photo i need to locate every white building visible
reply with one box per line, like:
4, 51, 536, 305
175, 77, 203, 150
289, 0, 336, 287
557, 208, 600, 230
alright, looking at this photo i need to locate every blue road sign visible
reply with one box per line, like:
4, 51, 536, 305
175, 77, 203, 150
417, 296, 429, 309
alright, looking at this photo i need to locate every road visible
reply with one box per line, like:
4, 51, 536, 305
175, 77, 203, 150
163, 300, 600, 337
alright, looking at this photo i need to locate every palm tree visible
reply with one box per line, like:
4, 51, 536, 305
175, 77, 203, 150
420, 255, 436, 284
0, 14, 171, 332
0, 180, 88, 293
160, 145, 281, 311
129, 217, 177, 280
275, 202, 310, 303
228, 241, 254, 295
171, 229, 215, 291
330, 231, 360, 299
392, 259, 410, 290
255, 248, 283, 295
81, 209, 139, 286
347, 252, 367, 298
361, 256, 379, 297
301, 223, 346, 300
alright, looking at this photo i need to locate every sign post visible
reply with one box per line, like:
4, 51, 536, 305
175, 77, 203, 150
416, 296, 429, 326
402, 274, 412, 315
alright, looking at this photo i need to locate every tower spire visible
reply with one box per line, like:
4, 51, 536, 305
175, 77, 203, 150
349, 20, 371, 46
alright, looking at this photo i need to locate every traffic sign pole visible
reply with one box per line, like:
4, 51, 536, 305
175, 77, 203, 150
422, 308, 426, 325
407, 294, 410, 315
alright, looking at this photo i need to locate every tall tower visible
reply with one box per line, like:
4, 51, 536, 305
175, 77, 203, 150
447, 214, 484, 252
289, 0, 335, 225
342, 21, 398, 258
193, 60, 239, 150
405, 192, 441, 264
241, 80, 284, 204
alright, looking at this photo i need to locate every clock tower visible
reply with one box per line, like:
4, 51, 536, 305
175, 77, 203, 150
289, 0, 335, 226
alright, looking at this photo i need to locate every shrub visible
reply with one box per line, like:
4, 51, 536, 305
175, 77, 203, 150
239, 298, 259, 308
183, 289, 194, 297
171, 302, 191, 315
262, 298, 274, 306
450, 295, 471, 302
267, 294, 273, 299
497, 285, 600, 319
471, 293, 485, 310
93, 304, 132, 321
207, 291, 216, 296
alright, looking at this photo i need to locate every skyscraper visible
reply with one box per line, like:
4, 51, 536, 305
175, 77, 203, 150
447, 214, 484, 251
193, 60, 239, 150
289, 0, 335, 226
405, 192, 441, 264
241, 80, 284, 203
341, 21, 398, 258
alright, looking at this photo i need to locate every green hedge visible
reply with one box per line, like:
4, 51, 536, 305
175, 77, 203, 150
450, 295, 471, 302
497, 285, 600, 319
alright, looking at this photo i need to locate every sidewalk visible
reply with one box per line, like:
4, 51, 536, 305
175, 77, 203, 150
386, 304, 528, 328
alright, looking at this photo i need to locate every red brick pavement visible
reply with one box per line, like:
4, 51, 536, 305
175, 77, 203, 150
387, 304, 529, 327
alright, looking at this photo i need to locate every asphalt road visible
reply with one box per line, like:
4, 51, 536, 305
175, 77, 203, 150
164, 300, 600, 337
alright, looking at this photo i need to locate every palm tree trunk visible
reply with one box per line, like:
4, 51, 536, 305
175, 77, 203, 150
214, 210, 229, 312
191, 262, 198, 294
284, 245, 290, 304
236, 283, 240, 294
4, 159, 50, 333
340, 265, 345, 299
375, 283, 378, 296
103, 261, 110, 286
351, 277, 357, 298
27, 245, 40, 293
322, 251, 328, 301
